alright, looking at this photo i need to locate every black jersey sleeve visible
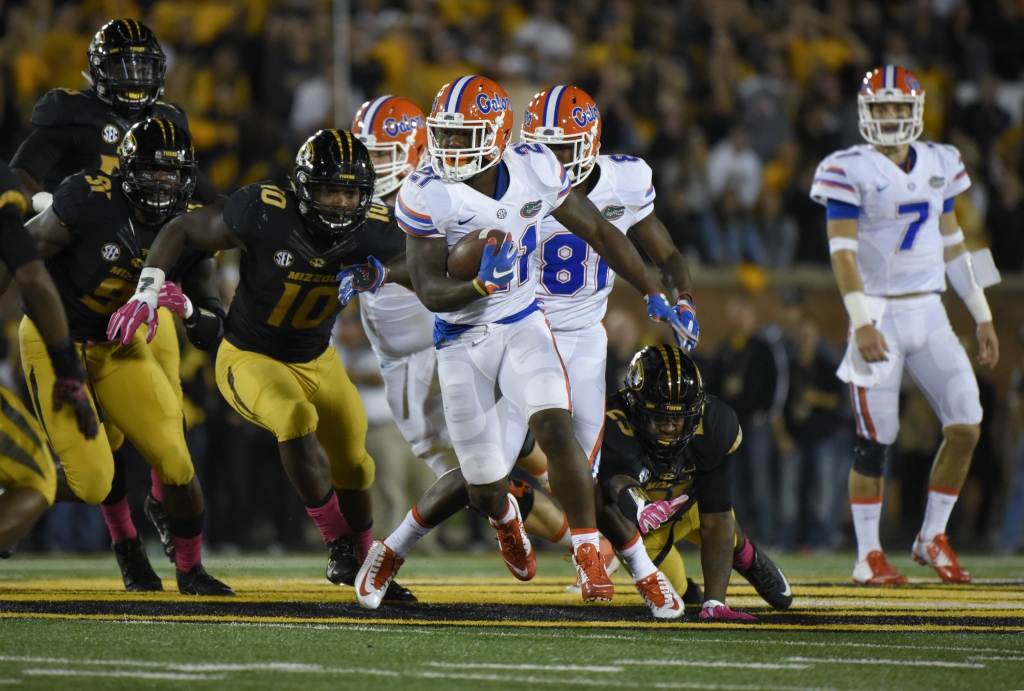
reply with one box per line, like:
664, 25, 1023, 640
193, 171, 219, 205
695, 453, 733, 514
361, 204, 406, 264
596, 395, 647, 486
50, 170, 109, 231
9, 126, 79, 184
0, 166, 37, 272
222, 185, 260, 241
704, 395, 742, 460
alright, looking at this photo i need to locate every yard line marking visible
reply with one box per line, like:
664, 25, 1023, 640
617, 660, 810, 670
968, 656, 1024, 662
427, 662, 623, 673
413, 671, 632, 686
787, 657, 985, 669
0, 655, 399, 676
21, 669, 225, 681
0, 680, 20, 685
654, 684, 843, 691
636, 638, 1024, 655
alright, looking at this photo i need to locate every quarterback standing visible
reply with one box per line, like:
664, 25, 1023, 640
811, 66, 998, 584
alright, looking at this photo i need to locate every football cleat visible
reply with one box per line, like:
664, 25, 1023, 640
326, 534, 360, 586
681, 577, 704, 606
0, 542, 17, 559
566, 538, 620, 593
573, 542, 615, 602
912, 533, 970, 584
634, 571, 683, 619
112, 537, 163, 592
489, 494, 536, 581
176, 563, 235, 596
143, 494, 176, 564
852, 550, 908, 585
734, 541, 793, 610
356, 541, 405, 610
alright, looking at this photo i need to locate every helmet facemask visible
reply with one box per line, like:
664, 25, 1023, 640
121, 160, 195, 221
629, 395, 704, 463
427, 112, 504, 182
295, 174, 373, 236
357, 133, 412, 198
520, 124, 598, 185
858, 92, 924, 147
92, 53, 166, 116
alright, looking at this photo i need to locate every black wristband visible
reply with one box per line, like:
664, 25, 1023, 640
47, 338, 86, 381
617, 483, 650, 527
184, 303, 225, 351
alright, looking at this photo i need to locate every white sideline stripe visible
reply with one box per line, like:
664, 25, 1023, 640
787, 657, 984, 669
634, 637, 1024, 655
0, 656, 398, 676
21, 669, 225, 681
969, 656, 1024, 662
654, 684, 842, 691
794, 599, 1024, 610
617, 660, 810, 670
414, 672, 629, 686
0, 680, 20, 685
428, 662, 623, 673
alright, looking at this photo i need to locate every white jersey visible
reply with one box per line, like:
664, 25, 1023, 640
535, 154, 655, 331
395, 143, 571, 328
810, 141, 970, 296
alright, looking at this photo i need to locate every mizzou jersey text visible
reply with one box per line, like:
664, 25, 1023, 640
47, 169, 211, 343
222, 183, 404, 363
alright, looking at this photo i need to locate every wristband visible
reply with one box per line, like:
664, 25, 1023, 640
842, 291, 872, 330
47, 338, 86, 381
829, 237, 859, 254
137, 267, 165, 300
31, 192, 53, 213
962, 289, 993, 324
471, 277, 488, 296
941, 229, 965, 247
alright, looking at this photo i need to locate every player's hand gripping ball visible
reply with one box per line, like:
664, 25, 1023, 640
337, 255, 389, 307
446, 228, 509, 280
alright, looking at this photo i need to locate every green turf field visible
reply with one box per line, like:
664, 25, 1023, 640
1, 550, 1022, 690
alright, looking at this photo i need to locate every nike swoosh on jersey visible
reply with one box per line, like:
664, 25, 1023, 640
457, 216, 476, 225
493, 267, 514, 278
877, 184, 889, 192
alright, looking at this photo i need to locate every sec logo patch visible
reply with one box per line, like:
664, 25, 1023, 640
309, 257, 326, 268
274, 250, 294, 268
102, 124, 120, 144
496, 208, 507, 219
101, 243, 120, 261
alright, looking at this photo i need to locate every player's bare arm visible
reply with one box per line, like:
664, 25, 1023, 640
699, 510, 736, 603
828, 217, 888, 362
939, 210, 998, 367
145, 203, 242, 273
628, 212, 693, 297
406, 234, 485, 311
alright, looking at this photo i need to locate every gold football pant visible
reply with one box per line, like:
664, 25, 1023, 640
639, 504, 739, 596
0, 385, 56, 505
19, 316, 194, 505
216, 340, 374, 491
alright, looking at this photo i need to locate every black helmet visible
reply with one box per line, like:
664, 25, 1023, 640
293, 129, 375, 236
119, 119, 197, 219
622, 344, 706, 462
87, 19, 167, 117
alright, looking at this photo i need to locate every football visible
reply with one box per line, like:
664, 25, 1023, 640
446, 228, 508, 281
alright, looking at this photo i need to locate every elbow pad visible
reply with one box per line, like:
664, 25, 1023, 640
183, 297, 225, 351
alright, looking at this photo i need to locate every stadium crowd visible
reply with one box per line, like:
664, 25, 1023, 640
0, 0, 1022, 556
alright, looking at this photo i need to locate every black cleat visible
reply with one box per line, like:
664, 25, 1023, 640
176, 563, 234, 596
734, 541, 792, 610
326, 535, 360, 586
143, 494, 176, 564
681, 577, 704, 606
383, 580, 417, 603
0, 542, 17, 559
113, 537, 163, 592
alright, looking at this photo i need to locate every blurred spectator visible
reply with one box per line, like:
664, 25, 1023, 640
604, 307, 642, 396
759, 190, 798, 270
737, 52, 795, 162
702, 125, 764, 266
513, 0, 574, 64
985, 169, 1024, 272
953, 76, 1009, 166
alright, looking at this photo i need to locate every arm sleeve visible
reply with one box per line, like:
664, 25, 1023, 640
49, 175, 89, 229
10, 127, 77, 184
0, 207, 40, 272
695, 454, 733, 514
395, 178, 446, 238
826, 199, 860, 219
809, 155, 862, 207
941, 144, 971, 199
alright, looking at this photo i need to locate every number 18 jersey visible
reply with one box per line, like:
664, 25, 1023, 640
810, 141, 970, 296
535, 154, 655, 331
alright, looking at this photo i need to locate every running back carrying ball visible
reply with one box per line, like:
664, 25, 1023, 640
446, 228, 507, 280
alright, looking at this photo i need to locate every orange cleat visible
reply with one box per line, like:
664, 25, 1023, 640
912, 533, 971, 583
573, 542, 615, 602
634, 571, 683, 619
566, 538, 620, 593
490, 494, 536, 581
355, 541, 405, 610
852, 550, 908, 585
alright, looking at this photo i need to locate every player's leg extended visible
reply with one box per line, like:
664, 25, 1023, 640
0, 386, 56, 554
904, 297, 982, 583
552, 324, 608, 475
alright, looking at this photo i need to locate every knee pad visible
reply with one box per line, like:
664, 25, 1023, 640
852, 435, 888, 478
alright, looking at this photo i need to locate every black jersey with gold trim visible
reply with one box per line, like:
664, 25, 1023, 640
10, 89, 202, 197
222, 183, 403, 363
48, 169, 211, 343
598, 392, 741, 515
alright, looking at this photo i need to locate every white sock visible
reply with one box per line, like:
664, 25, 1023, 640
533, 469, 550, 492
488, 495, 517, 526
851, 499, 883, 562
554, 518, 571, 548
570, 529, 600, 552
618, 532, 657, 580
920, 487, 958, 543
383, 508, 432, 558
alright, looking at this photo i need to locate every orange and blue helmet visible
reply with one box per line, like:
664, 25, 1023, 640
427, 76, 513, 182
858, 65, 924, 147
520, 85, 601, 185
352, 95, 427, 198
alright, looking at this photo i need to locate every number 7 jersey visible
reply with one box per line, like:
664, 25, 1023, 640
810, 141, 970, 296
222, 183, 405, 363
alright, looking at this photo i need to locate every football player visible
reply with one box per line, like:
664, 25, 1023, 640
597, 345, 793, 620
10, 17, 219, 562
353, 75, 688, 609
0, 162, 95, 556
17, 120, 231, 595
811, 66, 998, 584
109, 130, 415, 602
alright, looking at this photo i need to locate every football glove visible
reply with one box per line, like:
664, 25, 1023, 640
337, 255, 389, 307
674, 293, 699, 352
699, 600, 757, 621
638, 493, 691, 535
107, 293, 159, 346
52, 378, 98, 440
474, 233, 517, 295
644, 293, 688, 343
158, 281, 193, 318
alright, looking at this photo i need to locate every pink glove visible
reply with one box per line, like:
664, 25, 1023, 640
107, 294, 159, 346
158, 281, 192, 318
638, 493, 690, 534
699, 600, 757, 621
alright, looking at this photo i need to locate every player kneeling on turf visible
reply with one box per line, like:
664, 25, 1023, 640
596, 345, 793, 620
